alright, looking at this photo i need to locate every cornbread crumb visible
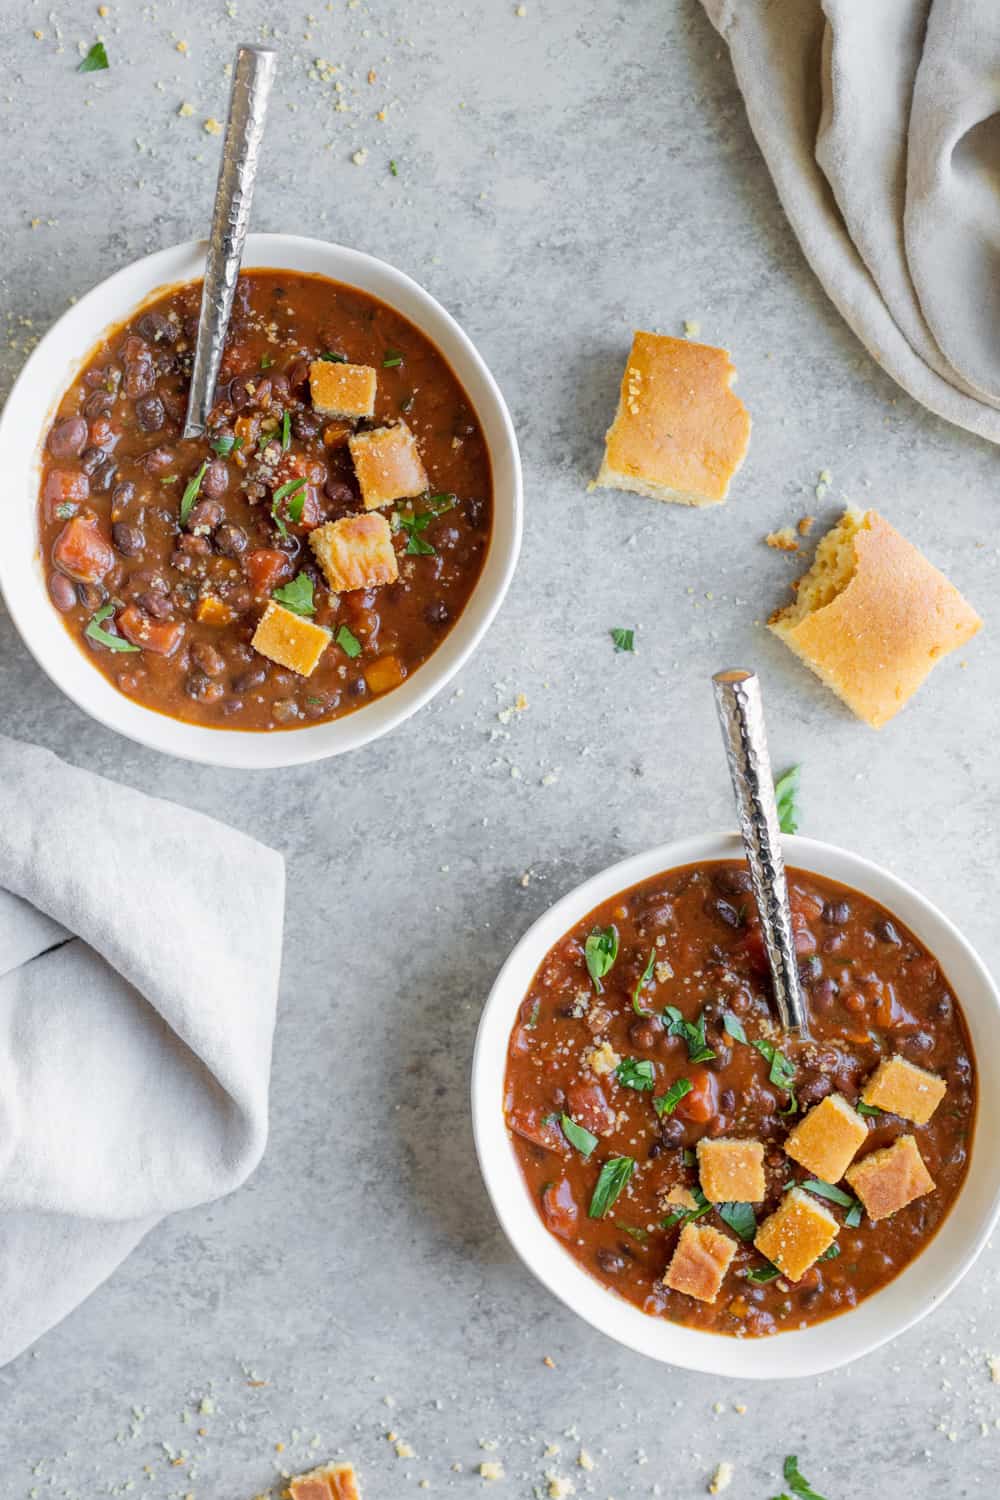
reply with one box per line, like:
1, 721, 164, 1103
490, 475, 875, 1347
176, 38, 188, 53
543, 1356, 556, 1368
684, 319, 702, 337
547, 1475, 575, 1499
478, 1462, 504, 1481
203, 117, 222, 134
766, 527, 799, 553
352, 148, 369, 166
709, 1461, 734, 1493
395, 1440, 414, 1459
798, 515, 815, 535
655, 959, 674, 982
988, 1355, 1000, 1383
577, 1450, 595, 1471
587, 1041, 620, 1076
178, 101, 195, 117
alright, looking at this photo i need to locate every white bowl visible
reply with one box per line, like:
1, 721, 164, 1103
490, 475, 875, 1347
472, 831, 1000, 1378
0, 234, 522, 768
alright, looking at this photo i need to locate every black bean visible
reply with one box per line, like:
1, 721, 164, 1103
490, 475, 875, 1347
135, 395, 166, 432
48, 572, 77, 612
141, 446, 176, 475
349, 677, 367, 697
79, 445, 104, 475
77, 581, 106, 611
933, 995, 953, 1020
270, 373, 290, 403
720, 1088, 736, 1112
629, 1018, 660, 1050
229, 374, 258, 409
659, 1117, 685, 1145
92, 460, 118, 492
465, 496, 488, 529
811, 977, 838, 1008
185, 671, 224, 703
201, 459, 229, 498
137, 311, 176, 344
48, 416, 89, 458
713, 867, 753, 896
424, 599, 451, 626
711, 898, 743, 929
293, 410, 322, 440
135, 590, 172, 619
822, 901, 851, 925
124, 358, 155, 399
798, 955, 823, 984
595, 1248, 626, 1275
186, 499, 223, 534
112, 522, 145, 557
191, 641, 226, 678
797, 1074, 833, 1107
874, 918, 901, 945
233, 666, 267, 692
324, 474, 356, 506
271, 698, 299, 724
83, 390, 114, 420
215, 523, 248, 558
111, 480, 136, 508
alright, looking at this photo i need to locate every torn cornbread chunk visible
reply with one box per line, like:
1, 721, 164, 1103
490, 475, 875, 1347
845, 1134, 935, 1221
663, 1222, 737, 1303
754, 1187, 839, 1281
697, 1137, 766, 1203
349, 421, 429, 509
784, 1094, 868, 1184
768, 508, 981, 728
290, 1461, 361, 1500
594, 330, 751, 506
310, 512, 399, 593
309, 359, 377, 419
251, 600, 330, 677
861, 1055, 947, 1125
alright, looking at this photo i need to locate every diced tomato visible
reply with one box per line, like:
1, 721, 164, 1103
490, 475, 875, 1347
541, 1177, 578, 1239
565, 1080, 616, 1137
118, 605, 184, 657
673, 1066, 718, 1124
245, 548, 291, 598
52, 514, 114, 583
364, 654, 406, 695
739, 923, 769, 976
506, 1108, 564, 1154
43, 469, 90, 523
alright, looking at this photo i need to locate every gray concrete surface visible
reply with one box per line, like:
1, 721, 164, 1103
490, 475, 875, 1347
1, 1, 999, 1495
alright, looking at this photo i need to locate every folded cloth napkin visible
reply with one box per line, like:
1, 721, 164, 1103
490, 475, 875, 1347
701, 0, 1000, 445
0, 735, 284, 1367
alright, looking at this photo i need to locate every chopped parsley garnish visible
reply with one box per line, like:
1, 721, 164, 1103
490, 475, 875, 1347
723, 1013, 748, 1044
584, 925, 619, 994
653, 1078, 692, 1117
54, 501, 78, 520
84, 604, 139, 653
383, 351, 404, 368
271, 476, 307, 537
560, 1113, 598, 1159
389, 158, 399, 176
335, 624, 362, 659
844, 1200, 863, 1228
281, 410, 291, 451
663, 1005, 715, 1064
817, 1243, 841, 1262
319, 350, 347, 362
78, 41, 109, 73
772, 1455, 829, 1500
392, 493, 457, 556
774, 765, 801, 835
632, 948, 655, 1015
525, 999, 540, 1029
588, 1156, 634, 1219
272, 573, 316, 617
856, 1101, 882, 1117
661, 1185, 711, 1229
611, 627, 635, 653
752, 1038, 797, 1111
799, 1179, 863, 1228
260, 352, 273, 369
615, 1057, 655, 1092
179, 460, 208, 525
716, 1201, 757, 1241
614, 1222, 648, 1244
209, 433, 244, 457
743, 1262, 781, 1285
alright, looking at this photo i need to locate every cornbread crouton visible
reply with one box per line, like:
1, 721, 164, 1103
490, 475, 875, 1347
696, 1137, 766, 1203
349, 421, 429, 509
309, 359, 377, 419
663, 1222, 737, 1303
594, 331, 751, 507
754, 1186, 838, 1281
861, 1055, 947, 1125
662, 1184, 700, 1212
587, 1041, 619, 1076
251, 600, 330, 677
845, 1135, 935, 1221
290, 1462, 361, 1500
783, 1094, 868, 1184
768, 508, 981, 728
310, 512, 399, 593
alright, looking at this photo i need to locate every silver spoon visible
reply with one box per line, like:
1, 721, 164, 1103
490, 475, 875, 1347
711, 668, 811, 1038
182, 45, 277, 440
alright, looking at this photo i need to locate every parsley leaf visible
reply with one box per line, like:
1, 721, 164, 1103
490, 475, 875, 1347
615, 1057, 655, 1092
752, 1038, 797, 1111
560, 1114, 598, 1159
389, 158, 399, 176
54, 501, 78, 521
78, 41, 109, 72
663, 1006, 715, 1064
611, 627, 635, 653
84, 604, 139, 654
743, 1262, 781, 1285
856, 1101, 882, 1117
585, 926, 619, 993
281, 410, 291, 451
661, 1185, 711, 1229
392, 493, 457, 556
588, 1156, 635, 1218
614, 1222, 648, 1244
774, 765, 801, 835
716, 1201, 757, 1241
260, 352, 273, 369
632, 948, 655, 1015
179, 460, 208, 525
653, 1078, 692, 1117
336, 624, 362, 659
271, 476, 307, 537
778, 1456, 828, 1500
319, 350, 347, 362
817, 1243, 841, 1262
799, 1179, 863, 1228
209, 433, 244, 457
383, 351, 404, 368
272, 573, 316, 617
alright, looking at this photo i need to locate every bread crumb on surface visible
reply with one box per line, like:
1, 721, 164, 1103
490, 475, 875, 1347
577, 1450, 595, 1471
798, 514, 815, 535
988, 1355, 1000, 1383
684, 319, 701, 337
203, 117, 222, 134
547, 1475, 575, 1499
765, 527, 799, 552
478, 1462, 504, 1481
708, 1460, 734, 1493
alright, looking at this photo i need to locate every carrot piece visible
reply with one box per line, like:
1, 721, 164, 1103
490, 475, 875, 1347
363, 654, 406, 695
245, 548, 291, 598
118, 605, 184, 657
52, 515, 114, 583
196, 594, 235, 626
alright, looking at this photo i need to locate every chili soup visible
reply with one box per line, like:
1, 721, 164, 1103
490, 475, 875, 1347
504, 860, 975, 1337
37, 270, 493, 731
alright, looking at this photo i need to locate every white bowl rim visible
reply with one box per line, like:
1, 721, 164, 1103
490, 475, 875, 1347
0, 233, 522, 768
471, 830, 1000, 1379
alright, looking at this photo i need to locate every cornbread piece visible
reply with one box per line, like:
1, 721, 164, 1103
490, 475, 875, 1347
768, 508, 981, 729
662, 1184, 700, 1212
290, 1462, 361, 1500
697, 1137, 766, 1203
310, 513, 399, 593
309, 359, 377, 420
845, 1134, 935, 1221
784, 1094, 868, 1184
251, 600, 330, 677
861, 1055, 947, 1125
754, 1186, 839, 1281
349, 421, 429, 509
663, 1222, 737, 1303
594, 330, 751, 506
